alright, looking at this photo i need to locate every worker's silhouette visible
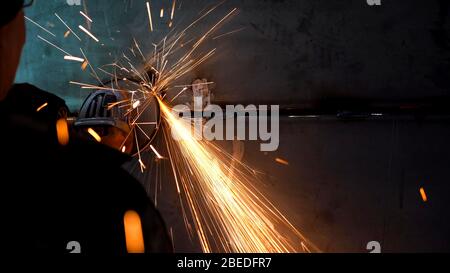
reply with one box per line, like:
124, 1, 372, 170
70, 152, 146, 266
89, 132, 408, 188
0, 1, 172, 254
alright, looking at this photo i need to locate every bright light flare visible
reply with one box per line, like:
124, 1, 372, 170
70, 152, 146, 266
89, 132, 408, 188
87, 128, 102, 142
171, 0, 176, 20
78, 25, 99, 42
56, 118, 69, 146
123, 210, 145, 253
132, 100, 141, 109
64, 55, 85, 63
150, 144, 164, 159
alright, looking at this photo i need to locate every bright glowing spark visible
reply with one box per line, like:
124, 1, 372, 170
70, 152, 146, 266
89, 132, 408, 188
275, 158, 289, 166
132, 100, 141, 109
64, 55, 85, 63
171, 0, 176, 20
122, 146, 127, 153
54, 13, 82, 41
160, 8, 164, 18
36, 102, 48, 112
146, 2, 154, 32
123, 210, 145, 253
81, 61, 89, 70
25, 16, 56, 37
87, 128, 102, 142
56, 118, 69, 146
78, 25, 99, 42
420, 187, 428, 202
79, 11, 93, 23
150, 145, 164, 159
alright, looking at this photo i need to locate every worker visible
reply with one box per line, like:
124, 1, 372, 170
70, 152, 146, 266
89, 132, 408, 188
0, 0, 172, 254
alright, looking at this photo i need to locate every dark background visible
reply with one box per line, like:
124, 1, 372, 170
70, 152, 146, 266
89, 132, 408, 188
15, 0, 450, 252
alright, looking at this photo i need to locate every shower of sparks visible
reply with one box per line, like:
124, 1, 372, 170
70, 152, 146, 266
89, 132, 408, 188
64, 55, 85, 63
25, 16, 56, 37
159, 99, 318, 252
30, 1, 319, 253
54, 13, 82, 41
87, 128, 102, 142
79, 11, 93, 23
36, 102, 48, 112
79, 25, 99, 42
146, 2, 154, 32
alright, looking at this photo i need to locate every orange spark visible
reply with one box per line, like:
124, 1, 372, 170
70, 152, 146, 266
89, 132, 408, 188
36, 102, 48, 112
81, 61, 88, 70
420, 187, 428, 202
275, 158, 289, 166
123, 210, 145, 253
56, 118, 69, 146
87, 128, 102, 142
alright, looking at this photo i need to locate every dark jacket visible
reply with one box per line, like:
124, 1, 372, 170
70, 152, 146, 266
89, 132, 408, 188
0, 84, 172, 254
